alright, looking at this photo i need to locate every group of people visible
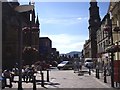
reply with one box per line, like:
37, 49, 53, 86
22, 66, 36, 82
2, 65, 37, 84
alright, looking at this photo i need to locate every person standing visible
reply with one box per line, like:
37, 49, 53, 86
79, 61, 82, 71
73, 61, 77, 73
3, 69, 12, 88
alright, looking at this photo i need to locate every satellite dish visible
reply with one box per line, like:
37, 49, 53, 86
15, 5, 34, 12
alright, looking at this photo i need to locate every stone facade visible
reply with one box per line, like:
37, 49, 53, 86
39, 37, 52, 63
2, 2, 40, 70
108, 1, 120, 60
83, 39, 91, 58
96, 14, 110, 66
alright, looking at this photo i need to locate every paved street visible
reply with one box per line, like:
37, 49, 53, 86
45, 70, 110, 88
2, 67, 114, 89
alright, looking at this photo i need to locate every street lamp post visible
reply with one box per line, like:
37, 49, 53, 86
109, 14, 114, 88
103, 13, 114, 87
105, 13, 114, 88
14, 5, 34, 90
17, 13, 23, 90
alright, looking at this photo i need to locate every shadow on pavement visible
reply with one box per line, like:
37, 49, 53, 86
36, 81, 60, 88
36, 80, 60, 85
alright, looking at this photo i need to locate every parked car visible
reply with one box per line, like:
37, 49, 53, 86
84, 59, 93, 68
57, 61, 73, 70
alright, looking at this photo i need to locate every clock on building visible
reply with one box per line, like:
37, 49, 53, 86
94, 19, 98, 22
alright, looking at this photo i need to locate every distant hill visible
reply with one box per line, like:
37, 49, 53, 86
66, 51, 81, 57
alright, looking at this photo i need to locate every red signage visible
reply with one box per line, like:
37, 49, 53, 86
114, 60, 120, 82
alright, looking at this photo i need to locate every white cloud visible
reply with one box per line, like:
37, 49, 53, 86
40, 33, 88, 53
77, 17, 82, 20
83, 17, 89, 20
40, 17, 86, 25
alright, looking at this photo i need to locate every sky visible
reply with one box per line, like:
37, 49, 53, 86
19, 0, 110, 54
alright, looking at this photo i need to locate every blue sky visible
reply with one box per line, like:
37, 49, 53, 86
19, 1, 110, 54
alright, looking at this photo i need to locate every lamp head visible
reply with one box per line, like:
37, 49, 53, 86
15, 5, 34, 12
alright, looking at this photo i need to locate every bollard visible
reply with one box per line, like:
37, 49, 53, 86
104, 69, 107, 83
96, 69, 98, 78
47, 70, 49, 82
33, 76, 36, 90
96, 68, 100, 79
97, 69, 100, 79
96, 65, 99, 79
89, 68, 91, 75
4, 77, 7, 87
18, 81, 22, 90
116, 82, 118, 87
41, 72, 44, 87
10, 77, 12, 88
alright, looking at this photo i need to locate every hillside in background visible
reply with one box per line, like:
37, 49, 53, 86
66, 51, 81, 57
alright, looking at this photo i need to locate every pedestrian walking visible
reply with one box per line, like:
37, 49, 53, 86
76, 60, 80, 72
79, 61, 82, 71
22, 68, 26, 82
73, 61, 77, 73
